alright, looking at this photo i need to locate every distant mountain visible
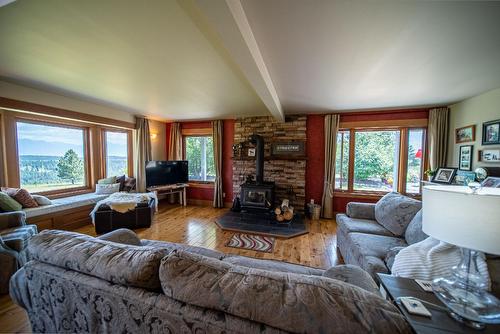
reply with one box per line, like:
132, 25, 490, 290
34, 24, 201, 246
18, 139, 84, 157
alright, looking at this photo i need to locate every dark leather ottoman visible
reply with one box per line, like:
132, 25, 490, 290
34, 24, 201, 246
94, 198, 155, 234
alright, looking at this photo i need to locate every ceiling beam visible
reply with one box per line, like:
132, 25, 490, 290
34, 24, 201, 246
193, 0, 284, 122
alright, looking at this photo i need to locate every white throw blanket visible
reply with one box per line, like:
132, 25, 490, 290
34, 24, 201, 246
90, 192, 158, 224
392, 237, 491, 290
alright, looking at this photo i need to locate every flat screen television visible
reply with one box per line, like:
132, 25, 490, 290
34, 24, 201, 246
145, 160, 188, 187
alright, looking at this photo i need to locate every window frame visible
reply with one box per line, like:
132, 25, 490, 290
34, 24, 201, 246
101, 128, 133, 178
334, 125, 427, 197
181, 127, 215, 185
12, 116, 92, 197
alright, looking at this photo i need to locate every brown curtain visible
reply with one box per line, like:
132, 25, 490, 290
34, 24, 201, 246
168, 123, 182, 160
134, 117, 152, 193
212, 120, 224, 208
428, 107, 449, 171
321, 114, 340, 218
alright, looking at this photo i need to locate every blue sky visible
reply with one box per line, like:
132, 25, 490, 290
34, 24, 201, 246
17, 122, 127, 157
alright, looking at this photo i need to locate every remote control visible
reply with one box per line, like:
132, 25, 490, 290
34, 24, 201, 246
415, 279, 433, 292
399, 297, 432, 317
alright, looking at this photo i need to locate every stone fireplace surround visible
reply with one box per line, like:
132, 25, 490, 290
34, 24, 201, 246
232, 116, 307, 210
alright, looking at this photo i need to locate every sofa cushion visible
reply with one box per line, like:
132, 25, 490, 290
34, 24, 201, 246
0, 192, 22, 212
0, 225, 37, 251
322, 265, 379, 294
141, 239, 226, 259
222, 255, 324, 276
159, 250, 410, 334
404, 209, 428, 245
336, 214, 395, 237
375, 192, 422, 236
97, 228, 142, 246
28, 230, 169, 290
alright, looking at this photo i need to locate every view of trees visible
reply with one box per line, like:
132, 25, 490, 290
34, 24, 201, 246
185, 136, 215, 181
57, 149, 84, 184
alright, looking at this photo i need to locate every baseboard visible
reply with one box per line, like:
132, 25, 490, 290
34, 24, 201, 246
186, 199, 233, 207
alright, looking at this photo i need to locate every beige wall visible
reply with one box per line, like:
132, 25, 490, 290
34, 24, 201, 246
0, 81, 168, 178
148, 119, 166, 161
447, 87, 500, 169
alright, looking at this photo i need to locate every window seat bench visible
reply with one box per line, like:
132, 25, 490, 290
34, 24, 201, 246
25, 193, 109, 231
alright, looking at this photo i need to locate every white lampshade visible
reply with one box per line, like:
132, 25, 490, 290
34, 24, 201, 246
422, 185, 500, 255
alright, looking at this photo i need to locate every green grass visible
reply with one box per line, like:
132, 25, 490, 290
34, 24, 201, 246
22, 182, 84, 193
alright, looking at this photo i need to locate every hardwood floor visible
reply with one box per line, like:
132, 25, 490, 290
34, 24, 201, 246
0, 203, 339, 333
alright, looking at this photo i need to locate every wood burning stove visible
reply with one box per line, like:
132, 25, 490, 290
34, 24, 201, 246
240, 134, 275, 211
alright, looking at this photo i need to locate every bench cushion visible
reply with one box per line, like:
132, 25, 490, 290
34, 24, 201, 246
23, 193, 109, 219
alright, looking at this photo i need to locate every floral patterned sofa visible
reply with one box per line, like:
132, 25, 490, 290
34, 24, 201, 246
10, 229, 411, 333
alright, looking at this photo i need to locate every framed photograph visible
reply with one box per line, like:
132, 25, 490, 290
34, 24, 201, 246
479, 149, 500, 162
458, 145, 473, 171
455, 125, 475, 143
247, 148, 256, 157
454, 170, 476, 185
482, 119, 500, 145
432, 167, 458, 184
271, 141, 306, 157
481, 176, 500, 188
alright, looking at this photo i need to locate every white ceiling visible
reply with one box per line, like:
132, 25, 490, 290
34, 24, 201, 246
1, 0, 500, 120
241, 0, 500, 113
0, 0, 268, 120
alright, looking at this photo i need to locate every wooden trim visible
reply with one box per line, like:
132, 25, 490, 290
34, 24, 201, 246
0, 97, 135, 129
181, 128, 212, 136
340, 118, 427, 129
188, 182, 214, 188
347, 129, 355, 192
398, 129, 409, 193
333, 191, 384, 200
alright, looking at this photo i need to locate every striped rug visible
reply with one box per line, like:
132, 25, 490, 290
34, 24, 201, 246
225, 233, 275, 253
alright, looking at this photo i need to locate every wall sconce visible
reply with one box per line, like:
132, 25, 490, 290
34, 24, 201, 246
150, 133, 158, 140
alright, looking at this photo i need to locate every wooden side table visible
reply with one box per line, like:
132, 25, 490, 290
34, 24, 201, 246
377, 274, 500, 334
147, 183, 188, 206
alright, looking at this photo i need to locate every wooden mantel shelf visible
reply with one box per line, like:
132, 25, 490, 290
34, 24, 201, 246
231, 156, 308, 161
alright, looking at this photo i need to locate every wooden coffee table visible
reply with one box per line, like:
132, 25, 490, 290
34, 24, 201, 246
377, 274, 500, 334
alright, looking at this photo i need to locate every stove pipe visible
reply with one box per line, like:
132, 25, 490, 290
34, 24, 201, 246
249, 134, 264, 184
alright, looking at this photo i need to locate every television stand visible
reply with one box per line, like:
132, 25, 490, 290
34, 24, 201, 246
147, 183, 188, 206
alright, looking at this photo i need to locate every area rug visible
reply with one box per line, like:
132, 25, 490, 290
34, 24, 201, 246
225, 233, 275, 253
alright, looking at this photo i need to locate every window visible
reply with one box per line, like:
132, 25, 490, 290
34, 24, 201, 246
104, 130, 129, 177
335, 130, 349, 190
16, 121, 87, 193
354, 130, 400, 192
406, 129, 425, 194
184, 136, 215, 182
334, 127, 426, 195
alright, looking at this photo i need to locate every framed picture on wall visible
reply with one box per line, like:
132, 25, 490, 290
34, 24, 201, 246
455, 125, 475, 143
482, 119, 500, 145
459, 145, 473, 171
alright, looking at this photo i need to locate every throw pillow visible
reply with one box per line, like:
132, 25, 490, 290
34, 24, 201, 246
97, 176, 117, 184
0, 192, 23, 212
32, 194, 53, 206
95, 183, 120, 195
97, 228, 142, 246
11, 188, 38, 208
374, 192, 421, 236
322, 265, 379, 294
122, 177, 136, 192
404, 210, 428, 245
116, 174, 126, 191
1, 187, 19, 196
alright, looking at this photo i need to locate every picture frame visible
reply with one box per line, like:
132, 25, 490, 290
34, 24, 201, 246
479, 149, 500, 162
481, 176, 500, 188
431, 167, 458, 184
455, 125, 475, 143
458, 145, 473, 171
271, 141, 306, 157
454, 170, 476, 185
482, 119, 500, 145
247, 148, 256, 157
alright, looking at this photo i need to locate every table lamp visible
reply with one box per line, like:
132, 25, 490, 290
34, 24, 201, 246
423, 185, 500, 329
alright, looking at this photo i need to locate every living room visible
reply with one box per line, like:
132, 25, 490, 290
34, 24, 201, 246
1, 1, 500, 333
